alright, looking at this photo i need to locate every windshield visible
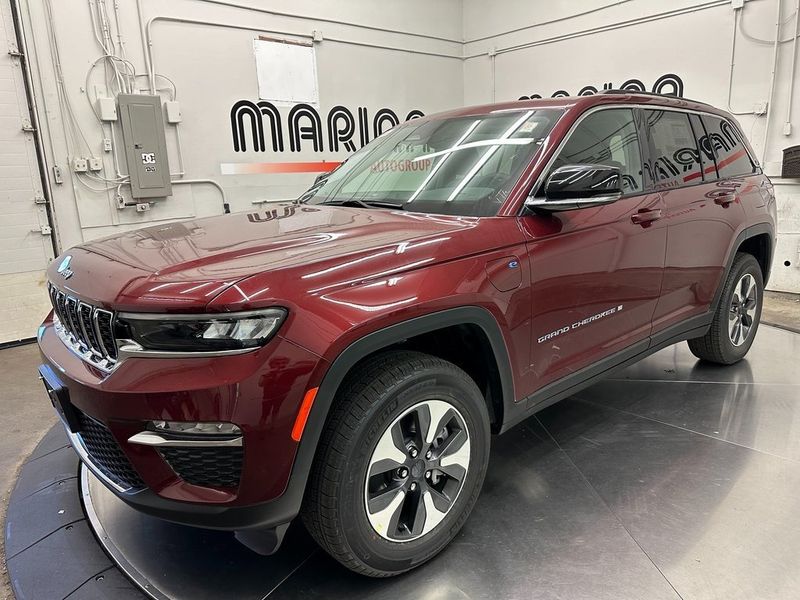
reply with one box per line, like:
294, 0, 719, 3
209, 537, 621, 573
302, 109, 562, 217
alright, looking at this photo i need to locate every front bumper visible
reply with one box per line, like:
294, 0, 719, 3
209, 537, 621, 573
38, 315, 325, 530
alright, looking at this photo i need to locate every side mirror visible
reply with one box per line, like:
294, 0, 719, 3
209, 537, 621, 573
526, 164, 623, 212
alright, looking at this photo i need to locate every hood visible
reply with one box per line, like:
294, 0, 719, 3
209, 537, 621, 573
50, 204, 481, 312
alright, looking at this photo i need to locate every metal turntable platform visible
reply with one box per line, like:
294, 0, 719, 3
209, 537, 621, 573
6, 325, 800, 599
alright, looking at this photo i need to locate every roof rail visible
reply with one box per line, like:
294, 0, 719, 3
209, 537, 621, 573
599, 89, 712, 107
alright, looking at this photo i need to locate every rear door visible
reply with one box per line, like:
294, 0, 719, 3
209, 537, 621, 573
647, 109, 748, 335
520, 107, 667, 396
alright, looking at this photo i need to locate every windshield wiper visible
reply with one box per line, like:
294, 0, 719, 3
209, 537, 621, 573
324, 199, 404, 210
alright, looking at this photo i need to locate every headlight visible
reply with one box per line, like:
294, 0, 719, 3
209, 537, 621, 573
116, 308, 287, 352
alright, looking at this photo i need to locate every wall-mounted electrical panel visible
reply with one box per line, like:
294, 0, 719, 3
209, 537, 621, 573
117, 94, 172, 199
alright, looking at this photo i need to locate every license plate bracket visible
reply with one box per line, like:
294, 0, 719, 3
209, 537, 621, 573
38, 364, 80, 433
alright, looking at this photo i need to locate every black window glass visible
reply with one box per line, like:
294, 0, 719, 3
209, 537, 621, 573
645, 110, 702, 189
689, 114, 717, 181
701, 115, 757, 178
548, 108, 643, 194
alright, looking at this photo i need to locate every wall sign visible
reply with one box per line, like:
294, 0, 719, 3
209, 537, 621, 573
230, 101, 425, 154
517, 73, 684, 101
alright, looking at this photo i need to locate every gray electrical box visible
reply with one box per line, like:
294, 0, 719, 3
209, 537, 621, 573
117, 94, 172, 199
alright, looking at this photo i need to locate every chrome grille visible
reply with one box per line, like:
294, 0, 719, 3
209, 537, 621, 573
47, 282, 118, 371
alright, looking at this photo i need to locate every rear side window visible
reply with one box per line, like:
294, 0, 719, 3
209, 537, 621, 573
548, 108, 643, 194
689, 114, 717, 181
645, 110, 702, 188
701, 115, 758, 178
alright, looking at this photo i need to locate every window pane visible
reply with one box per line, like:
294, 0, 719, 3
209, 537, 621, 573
701, 115, 757, 178
550, 108, 643, 194
646, 110, 702, 188
689, 114, 717, 181
304, 109, 562, 217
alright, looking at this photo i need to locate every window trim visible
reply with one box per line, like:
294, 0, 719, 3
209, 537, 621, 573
522, 103, 761, 214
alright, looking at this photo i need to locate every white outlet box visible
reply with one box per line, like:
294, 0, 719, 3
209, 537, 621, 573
96, 97, 117, 121
753, 101, 769, 115
136, 202, 151, 212
72, 157, 87, 173
164, 101, 182, 124
88, 157, 103, 172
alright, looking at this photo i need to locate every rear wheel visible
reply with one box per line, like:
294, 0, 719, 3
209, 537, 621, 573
301, 350, 490, 577
688, 252, 763, 364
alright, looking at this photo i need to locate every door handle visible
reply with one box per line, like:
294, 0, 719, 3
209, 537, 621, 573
631, 208, 662, 225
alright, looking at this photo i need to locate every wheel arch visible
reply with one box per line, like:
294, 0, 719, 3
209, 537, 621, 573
288, 307, 515, 507
713, 222, 775, 311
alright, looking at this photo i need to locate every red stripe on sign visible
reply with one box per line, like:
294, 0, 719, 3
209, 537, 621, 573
221, 161, 343, 175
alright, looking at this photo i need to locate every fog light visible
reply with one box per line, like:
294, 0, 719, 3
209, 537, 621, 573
151, 421, 241, 436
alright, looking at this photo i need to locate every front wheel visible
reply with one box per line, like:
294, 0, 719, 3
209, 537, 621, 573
688, 252, 763, 364
301, 350, 490, 577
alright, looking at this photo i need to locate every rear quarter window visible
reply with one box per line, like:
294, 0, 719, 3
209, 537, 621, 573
701, 115, 757, 178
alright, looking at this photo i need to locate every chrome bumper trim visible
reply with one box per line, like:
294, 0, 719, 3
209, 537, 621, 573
127, 431, 243, 448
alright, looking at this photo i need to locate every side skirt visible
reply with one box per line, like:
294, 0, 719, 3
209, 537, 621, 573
499, 312, 713, 434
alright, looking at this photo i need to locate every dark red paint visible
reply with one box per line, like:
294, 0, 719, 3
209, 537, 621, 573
38, 93, 776, 514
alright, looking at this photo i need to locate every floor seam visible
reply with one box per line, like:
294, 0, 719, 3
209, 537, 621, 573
575, 395, 800, 464
532, 416, 686, 600
5, 518, 87, 561
25, 444, 70, 464
21, 475, 78, 500
260, 550, 317, 599
62, 565, 117, 599
607, 378, 799, 386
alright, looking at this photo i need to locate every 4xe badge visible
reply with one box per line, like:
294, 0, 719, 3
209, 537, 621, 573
56, 255, 73, 280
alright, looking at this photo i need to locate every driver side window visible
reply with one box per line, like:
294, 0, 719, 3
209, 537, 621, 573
546, 108, 643, 194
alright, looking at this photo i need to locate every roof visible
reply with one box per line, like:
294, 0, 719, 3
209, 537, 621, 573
426, 92, 733, 121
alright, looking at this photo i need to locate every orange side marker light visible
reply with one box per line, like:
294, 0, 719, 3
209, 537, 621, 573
291, 387, 319, 442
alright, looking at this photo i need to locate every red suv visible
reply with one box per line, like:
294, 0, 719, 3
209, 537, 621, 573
39, 92, 775, 577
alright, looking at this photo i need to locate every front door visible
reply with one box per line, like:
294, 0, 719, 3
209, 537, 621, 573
520, 107, 667, 397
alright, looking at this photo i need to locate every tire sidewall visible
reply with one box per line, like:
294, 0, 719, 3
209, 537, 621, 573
337, 367, 490, 574
718, 255, 763, 361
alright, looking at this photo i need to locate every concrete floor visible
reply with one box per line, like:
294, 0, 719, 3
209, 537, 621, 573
0, 292, 797, 599
0, 343, 56, 600
763, 291, 800, 332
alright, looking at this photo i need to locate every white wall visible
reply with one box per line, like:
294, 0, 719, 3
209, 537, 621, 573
463, 0, 800, 293
11, 0, 800, 306
19, 0, 463, 251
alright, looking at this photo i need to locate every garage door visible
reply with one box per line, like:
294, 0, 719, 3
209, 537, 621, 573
0, 0, 54, 344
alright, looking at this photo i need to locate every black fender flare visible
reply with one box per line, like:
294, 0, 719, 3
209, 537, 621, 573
712, 222, 775, 312
277, 306, 515, 522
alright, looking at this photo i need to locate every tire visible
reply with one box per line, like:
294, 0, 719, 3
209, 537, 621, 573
688, 252, 763, 365
301, 350, 491, 577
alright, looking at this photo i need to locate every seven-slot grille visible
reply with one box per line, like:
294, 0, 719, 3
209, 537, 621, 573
48, 283, 118, 368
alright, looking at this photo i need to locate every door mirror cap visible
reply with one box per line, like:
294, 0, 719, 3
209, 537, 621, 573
526, 164, 623, 212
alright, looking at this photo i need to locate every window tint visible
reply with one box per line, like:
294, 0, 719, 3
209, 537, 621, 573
645, 110, 702, 188
548, 108, 643, 194
689, 114, 717, 181
701, 115, 757, 178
